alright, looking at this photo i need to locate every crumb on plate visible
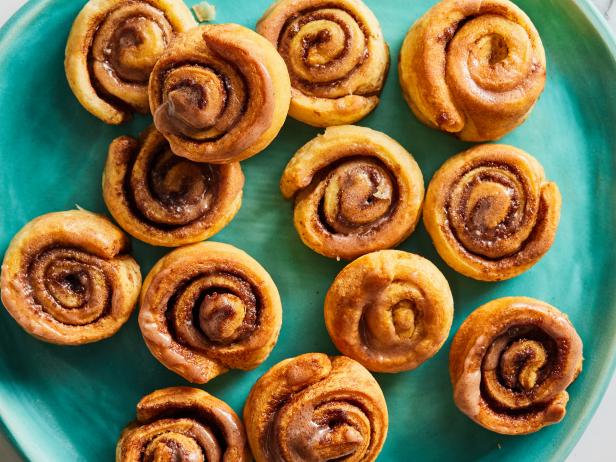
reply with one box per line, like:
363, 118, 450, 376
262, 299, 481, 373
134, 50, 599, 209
192, 2, 216, 22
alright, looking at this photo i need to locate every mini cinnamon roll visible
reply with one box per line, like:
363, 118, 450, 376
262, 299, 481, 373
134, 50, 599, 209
149, 24, 291, 163
423, 144, 561, 281
103, 126, 244, 247
116, 387, 250, 461
325, 250, 453, 373
244, 353, 388, 462
65, 0, 196, 124
0, 211, 141, 345
257, 0, 389, 127
450, 297, 583, 435
399, 0, 546, 141
280, 125, 424, 260
139, 242, 282, 383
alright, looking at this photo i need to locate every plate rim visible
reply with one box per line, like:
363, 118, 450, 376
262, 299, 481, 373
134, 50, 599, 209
0, 0, 615, 461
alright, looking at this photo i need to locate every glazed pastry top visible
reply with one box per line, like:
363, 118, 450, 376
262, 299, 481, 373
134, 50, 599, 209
244, 353, 388, 462
103, 127, 244, 247
257, 0, 389, 126
450, 297, 583, 435
281, 125, 424, 260
65, 0, 196, 124
139, 242, 282, 383
0, 210, 141, 345
149, 24, 291, 163
325, 250, 454, 373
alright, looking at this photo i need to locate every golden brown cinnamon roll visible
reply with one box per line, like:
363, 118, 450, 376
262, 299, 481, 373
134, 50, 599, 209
65, 0, 196, 124
325, 250, 453, 373
399, 0, 546, 141
0, 211, 141, 345
149, 24, 291, 163
103, 126, 244, 247
280, 125, 424, 260
244, 353, 388, 462
450, 297, 583, 435
116, 387, 250, 461
139, 242, 282, 383
257, 0, 389, 127
423, 144, 561, 281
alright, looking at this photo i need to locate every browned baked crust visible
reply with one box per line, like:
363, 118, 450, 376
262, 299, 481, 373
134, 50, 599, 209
450, 297, 583, 435
325, 250, 454, 372
257, 0, 389, 127
399, 0, 546, 141
281, 125, 424, 260
149, 24, 291, 163
116, 387, 250, 461
103, 126, 244, 247
423, 144, 561, 281
139, 242, 282, 383
244, 353, 388, 462
65, 0, 196, 124
0, 210, 141, 345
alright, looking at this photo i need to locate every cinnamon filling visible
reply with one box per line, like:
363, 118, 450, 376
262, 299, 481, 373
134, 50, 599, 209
446, 162, 538, 259
154, 66, 240, 141
27, 247, 113, 326
266, 394, 371, 462
89, 3, 173, 109
150, 28, 277, 161
126, 142, 219, 228
165, 271, 259, 349
313, 156, 399, 237
133, 407, 240, 462
277, 7, 370, 94
480, 325, 561, 414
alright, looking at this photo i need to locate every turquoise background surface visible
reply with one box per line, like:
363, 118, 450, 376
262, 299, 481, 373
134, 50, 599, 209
0, 0, 615, 460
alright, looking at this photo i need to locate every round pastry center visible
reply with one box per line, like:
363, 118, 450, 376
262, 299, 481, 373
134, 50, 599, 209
282, 9, 366, 87
46, 265, 89, 309
449, 164, 534, 259
156, 159, 208, 205
303, 403, 370, 461
111, 17, 167, 82
392, 300, 416, 340
311, 423, 363, 461
323, 160, 394, 232
29, 249, 111, 326
144, 432, 205, 462
166, 78, 221, 131
500, 339, 547, 391
133, 147, 216, 226
481, 325, 561, 410
479, 34, 509, 66
456, 15, 533, 91
466, 181, 513, 231
305, 27, 340, 66
154, 65, 246, 141
198, 292, 246, 343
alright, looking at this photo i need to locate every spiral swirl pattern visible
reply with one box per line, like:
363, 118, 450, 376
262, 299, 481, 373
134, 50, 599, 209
65, 0, 196, 124
281, 125, 424, 260
399, 0, 546, 141
139, 242, 282, 383
244, 353, 388, 462
423, 144, 561, 281
116, 387, 250, 461
149, 24, 291, 163
0, 211, 141, 345
103, 127, 244, 247
325, 250, 454, 373
258, 0, 389, 127
450, 297, 583, 435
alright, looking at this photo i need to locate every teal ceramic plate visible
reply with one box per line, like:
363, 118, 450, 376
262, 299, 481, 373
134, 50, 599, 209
1, 0, 615, 460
